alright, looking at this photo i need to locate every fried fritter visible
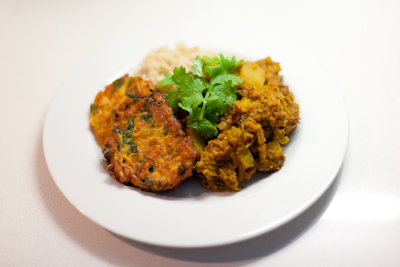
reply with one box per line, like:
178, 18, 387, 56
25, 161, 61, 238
195, 58, 300, 191
90, 75, 155, 147
103, 92, 200, 191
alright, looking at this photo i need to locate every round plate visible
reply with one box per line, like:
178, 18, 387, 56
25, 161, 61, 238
43, 26, 348, 248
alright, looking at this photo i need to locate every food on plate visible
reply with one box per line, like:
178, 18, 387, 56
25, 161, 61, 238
103, 91, 200, 191
158, 53, 243, 139
91, 44, 299, 192
90, 75, 155, 147
195, 58, 299, 191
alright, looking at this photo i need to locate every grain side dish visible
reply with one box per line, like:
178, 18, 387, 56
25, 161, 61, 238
134, 43, 215, 84
90, 44, 299, 192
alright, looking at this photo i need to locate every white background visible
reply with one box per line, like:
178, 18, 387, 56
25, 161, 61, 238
1, 0, 400, 266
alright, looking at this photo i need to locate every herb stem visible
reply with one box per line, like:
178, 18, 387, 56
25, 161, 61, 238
199, 85, 213, 121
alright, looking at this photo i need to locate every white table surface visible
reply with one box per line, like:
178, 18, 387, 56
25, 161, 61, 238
2, 0, 400, 266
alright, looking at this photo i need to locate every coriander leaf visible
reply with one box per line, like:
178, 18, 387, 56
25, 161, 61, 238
161, 67, 191, 110
157, 66, 188, 88
202, 56, 220, 66
203, 111, 219, 127
172, 66, 189, 83
188, 117, 218, 139
212, 81, 240, 106
178, 103, 193, 116
180, 106, 218, 138
201, 75, 242, 118
219, 54, 243, 73
166, 87, 181, 110
206, 82, 239, 115
161, 53, 243, 139
179, 78, 205, 109
157, 73, 178, 87
191, 56, 203, 77
210, 73, 242, 88
204, 54, 243, 78
206, 92, 229, 115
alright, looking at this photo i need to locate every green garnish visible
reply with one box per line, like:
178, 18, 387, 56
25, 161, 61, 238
116, 118, 138, 155
90, 104, 99, 113
127, 79, 134, 89
158, 53, 243, 139
129, 141, 138, 154
141, 112, 152, 122
112, 126, 121, 133
126, 93, 139, 102
112, 77, 125, 91
127, 118, 134, 131
142, 98, 154, 110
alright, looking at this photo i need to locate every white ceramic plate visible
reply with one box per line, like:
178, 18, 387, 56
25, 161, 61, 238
43, 26, 348, 248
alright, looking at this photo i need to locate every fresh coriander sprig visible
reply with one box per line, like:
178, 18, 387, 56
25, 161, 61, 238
158, 54, 243, 139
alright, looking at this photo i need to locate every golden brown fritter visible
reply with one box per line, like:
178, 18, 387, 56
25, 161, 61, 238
195, 58, 300, 191
103, 92, 200, 191
90, 75, 155, 147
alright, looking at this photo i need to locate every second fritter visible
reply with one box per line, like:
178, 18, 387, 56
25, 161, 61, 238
103, 92, 200, 191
